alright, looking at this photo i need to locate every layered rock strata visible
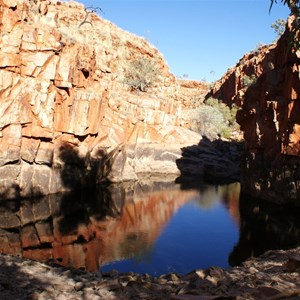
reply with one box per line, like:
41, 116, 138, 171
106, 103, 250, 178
211, 15, 300, 205
236, 16, 300, 205
209, 44, 276, 106
0, 0, 208, 199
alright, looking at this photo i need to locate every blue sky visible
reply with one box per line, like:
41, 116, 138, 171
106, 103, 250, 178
81, 0, 290, 82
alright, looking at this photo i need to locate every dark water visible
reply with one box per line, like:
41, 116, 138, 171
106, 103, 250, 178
0, 180, 299, 276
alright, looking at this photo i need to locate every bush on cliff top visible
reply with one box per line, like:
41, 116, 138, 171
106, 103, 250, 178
123, 57, 159, 92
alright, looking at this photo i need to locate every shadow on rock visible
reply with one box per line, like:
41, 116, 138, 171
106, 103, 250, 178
0, 256, 51, 300
176, 136, 244, 185
57, 142, 115, 191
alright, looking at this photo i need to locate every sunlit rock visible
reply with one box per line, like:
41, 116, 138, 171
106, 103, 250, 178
212, 16, 300, 205
0, 0, 210, 199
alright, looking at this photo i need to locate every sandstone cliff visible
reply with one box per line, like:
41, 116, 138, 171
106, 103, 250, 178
0, 0, 209, 199
209, 44, 276, 107
212, 16, 300, 205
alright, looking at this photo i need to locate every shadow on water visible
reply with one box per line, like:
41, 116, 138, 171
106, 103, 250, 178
229, 192, 300, 267
0, 142, 116, 299
175, 137, 300, 266
0, 139, 300, 297
0, 180, 199, 272
0, 173, 300, 297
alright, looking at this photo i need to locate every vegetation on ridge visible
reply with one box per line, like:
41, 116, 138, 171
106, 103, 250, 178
271, 0, 300, 53
189, 97, 239, 140
270, 0, 300, 14
123, 56, 160, 92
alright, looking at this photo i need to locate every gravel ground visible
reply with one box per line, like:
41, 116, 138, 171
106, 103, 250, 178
0, 247, 300, 300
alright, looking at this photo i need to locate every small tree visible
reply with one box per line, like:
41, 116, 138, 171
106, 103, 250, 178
123, 57, 159, 92
241, 74, 257, 88
270, 0, 299, 54
271, 18, 286, 40
270, 0, 300, 15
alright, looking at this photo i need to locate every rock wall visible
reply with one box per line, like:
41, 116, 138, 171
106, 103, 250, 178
0, 0, 207, 199
209, 44, 276, 106
235, 16, 300, 205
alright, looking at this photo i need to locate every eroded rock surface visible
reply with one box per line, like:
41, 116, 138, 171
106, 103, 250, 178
236, 17, 300, 205
0, 0, 208, 199
176, 137, 244, 183
212, 15, 300, 205
209, 44, 276, 107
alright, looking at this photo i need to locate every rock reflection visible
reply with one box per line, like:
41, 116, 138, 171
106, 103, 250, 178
0, 181, 198, 271
219, 183, 240, 226
229, 193, 300, 266
181, 182, 240, 225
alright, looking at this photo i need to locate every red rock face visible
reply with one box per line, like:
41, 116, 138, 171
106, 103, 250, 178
235, 17, 300, 204
210, 45, 276, 107
0, 0, 208, 199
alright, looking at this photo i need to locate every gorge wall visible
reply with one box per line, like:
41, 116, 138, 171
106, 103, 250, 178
213, 16, 300, 205
0, 0, 208, 199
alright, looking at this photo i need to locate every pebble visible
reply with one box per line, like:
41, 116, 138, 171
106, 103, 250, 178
249, 267, 259, 274
0, 247, 299, 300
74, 281, 85, 291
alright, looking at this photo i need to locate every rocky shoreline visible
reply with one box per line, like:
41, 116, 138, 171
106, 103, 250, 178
0, 247, 299, 300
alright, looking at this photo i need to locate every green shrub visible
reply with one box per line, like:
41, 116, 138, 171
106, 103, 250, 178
190, 97, 239, 139
242, 74, 257, 88
271, 18, 286, 40
123, 57, 159, 92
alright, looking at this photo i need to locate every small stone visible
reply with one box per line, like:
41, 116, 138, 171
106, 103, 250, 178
249, 267, 258, 274
55, 295, 68, 300
205, 275, 218, 286
170, 295, 218, 299
54, 283, 74, 292
181, 270, 206, 281
74, 281, 85, 291
286, 255, 300, 272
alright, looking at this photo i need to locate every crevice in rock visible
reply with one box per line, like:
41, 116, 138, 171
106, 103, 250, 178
3, 228, 20, 234
57, 86, 70, 96
23, 242, 52, 251
81, 69, 89, 79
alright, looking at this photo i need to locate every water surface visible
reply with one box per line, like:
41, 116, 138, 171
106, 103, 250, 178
101, 185, 240, 275
0, 180, 299, 276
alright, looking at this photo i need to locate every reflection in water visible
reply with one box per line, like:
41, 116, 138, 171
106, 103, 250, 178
0, 181, 240, 275
4, 180, 298, 275
229, 193, 300, 267
0, 180, 198, 273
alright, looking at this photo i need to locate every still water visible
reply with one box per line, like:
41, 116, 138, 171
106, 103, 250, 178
101, 186, 239, 276
0, 180, 299, 276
